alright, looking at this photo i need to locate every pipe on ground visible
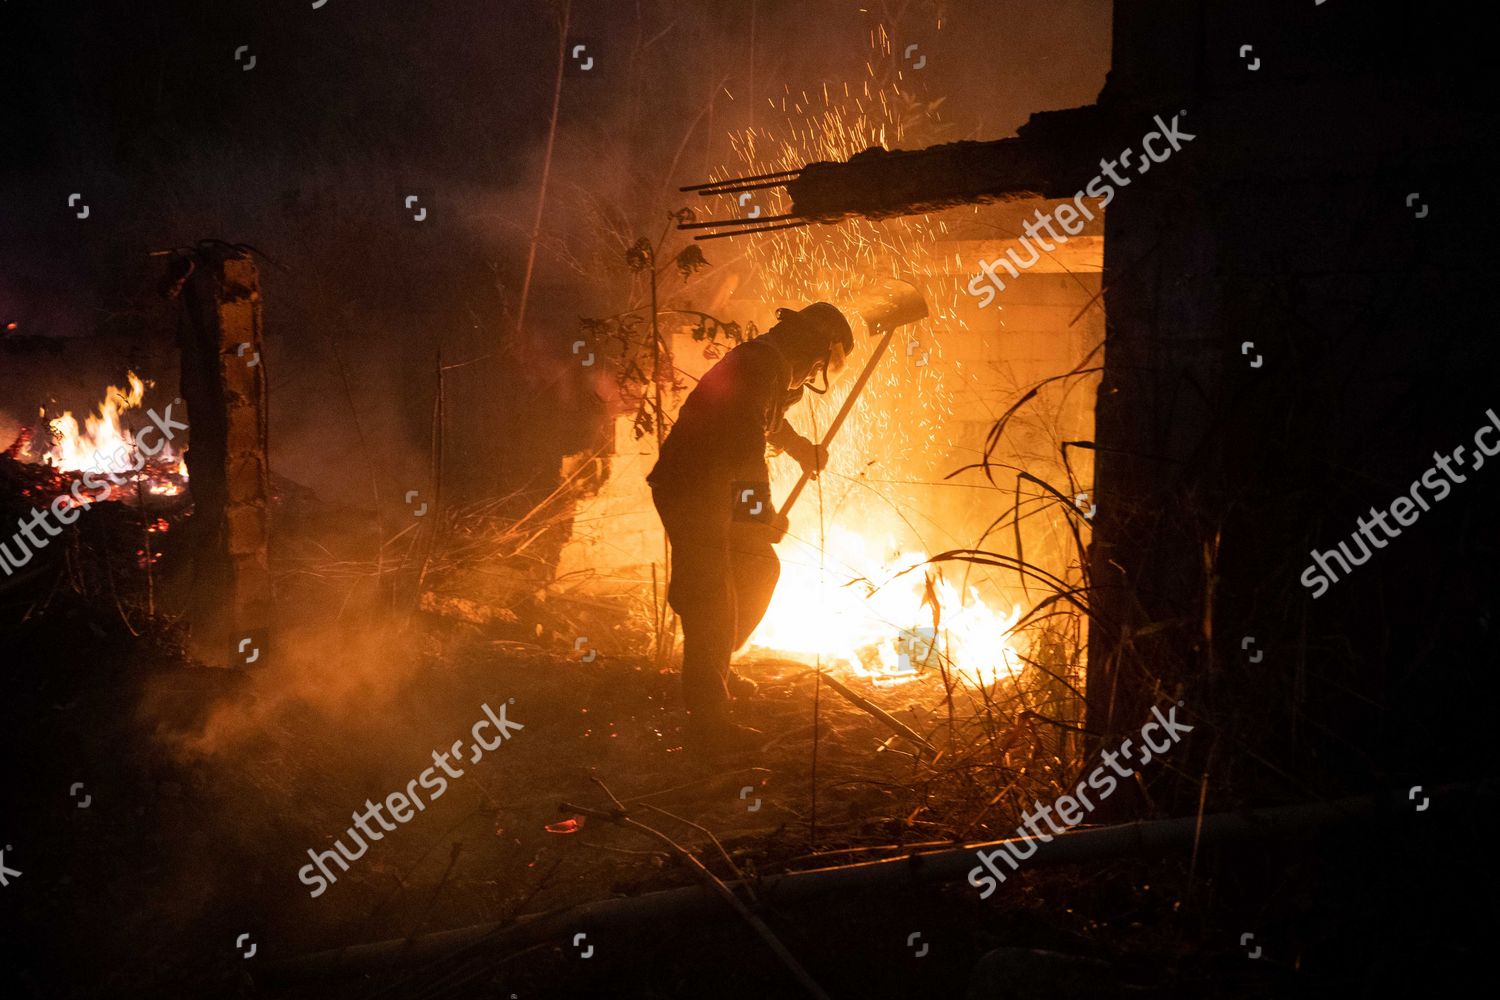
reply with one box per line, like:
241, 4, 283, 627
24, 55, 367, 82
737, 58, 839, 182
261, 782, 1490, 984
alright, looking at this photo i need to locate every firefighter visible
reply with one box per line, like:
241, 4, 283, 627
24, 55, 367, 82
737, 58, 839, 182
649, 302, 854, 746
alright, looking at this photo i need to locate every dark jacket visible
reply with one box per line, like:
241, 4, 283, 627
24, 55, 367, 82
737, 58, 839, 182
648, 339, 798, 503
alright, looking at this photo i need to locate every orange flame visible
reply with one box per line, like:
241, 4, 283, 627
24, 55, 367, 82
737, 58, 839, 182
40, 372, 148, 473
747, 525, 1025, 686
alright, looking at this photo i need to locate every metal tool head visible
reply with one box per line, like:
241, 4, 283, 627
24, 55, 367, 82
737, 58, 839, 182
855, 279, 930, 335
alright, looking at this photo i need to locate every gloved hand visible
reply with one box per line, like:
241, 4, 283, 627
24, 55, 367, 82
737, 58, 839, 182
764, 509, 790, 544
784, 434, 828, 478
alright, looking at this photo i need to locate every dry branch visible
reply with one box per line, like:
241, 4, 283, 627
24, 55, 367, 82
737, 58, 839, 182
820, 672, 937, 759
559, 799, 831, 1000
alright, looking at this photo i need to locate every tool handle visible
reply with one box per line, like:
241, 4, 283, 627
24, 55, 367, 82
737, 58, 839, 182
779, 325, 897, 518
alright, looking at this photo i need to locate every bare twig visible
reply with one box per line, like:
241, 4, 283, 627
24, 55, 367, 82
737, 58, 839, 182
590, 776, 753, 898
637, 802, 756, 901
514, 0, 570, 342
559, 799, 830, 1000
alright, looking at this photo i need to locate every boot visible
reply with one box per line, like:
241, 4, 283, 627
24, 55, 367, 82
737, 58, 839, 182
725, 670, 759, 700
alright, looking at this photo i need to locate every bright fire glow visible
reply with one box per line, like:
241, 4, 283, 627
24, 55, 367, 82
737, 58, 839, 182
147, 475, 184, 497
39, 372, 148, 473
747, 524, 1024, 686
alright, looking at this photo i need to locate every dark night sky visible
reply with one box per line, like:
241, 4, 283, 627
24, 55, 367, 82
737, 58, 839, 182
0, 0, 1112, 360
1, 1, 1110, 185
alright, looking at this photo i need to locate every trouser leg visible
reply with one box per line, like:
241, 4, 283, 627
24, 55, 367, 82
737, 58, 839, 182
654, 489, 735, 717
679, 596, 735, 716
729, 524, 781, 651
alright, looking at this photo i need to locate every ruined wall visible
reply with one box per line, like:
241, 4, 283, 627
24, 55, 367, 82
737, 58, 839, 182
1088, 0, 1500, 806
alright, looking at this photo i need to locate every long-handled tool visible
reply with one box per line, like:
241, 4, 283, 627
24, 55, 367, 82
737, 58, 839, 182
778, 279, 930, 520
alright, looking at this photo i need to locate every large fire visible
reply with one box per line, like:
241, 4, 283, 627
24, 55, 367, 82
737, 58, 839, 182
747, 522, 1025, 686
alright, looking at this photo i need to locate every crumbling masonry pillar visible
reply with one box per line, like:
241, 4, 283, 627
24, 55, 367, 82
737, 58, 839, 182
174, 245, 272, 657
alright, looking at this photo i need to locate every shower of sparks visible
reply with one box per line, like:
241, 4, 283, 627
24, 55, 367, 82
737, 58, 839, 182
711, 30, 1028, 686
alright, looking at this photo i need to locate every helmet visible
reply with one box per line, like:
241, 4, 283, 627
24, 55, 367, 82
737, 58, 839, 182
774, 301, 854, 393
